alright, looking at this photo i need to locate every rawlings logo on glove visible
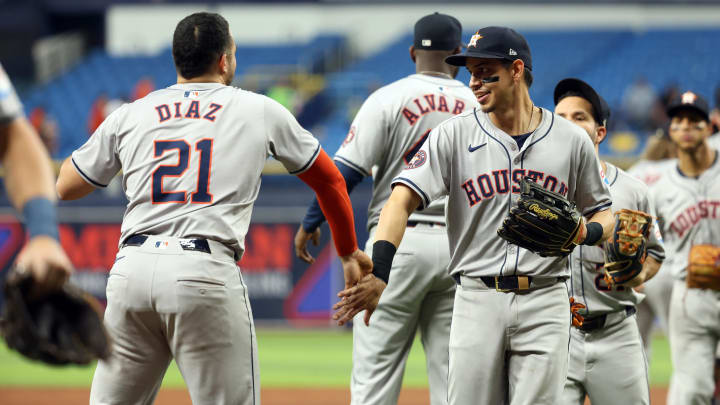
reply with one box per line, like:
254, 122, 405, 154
497, 177, 584, 257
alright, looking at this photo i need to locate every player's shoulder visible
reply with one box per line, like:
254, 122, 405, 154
613, 164, 651, 195
435, 108, 478, 130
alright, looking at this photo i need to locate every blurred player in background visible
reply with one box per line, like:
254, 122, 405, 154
296, 13, 476, 405
56, 12, 369, 405
648, 91, 720, 405
554, 78, 664, 405
0, 63, 73, 293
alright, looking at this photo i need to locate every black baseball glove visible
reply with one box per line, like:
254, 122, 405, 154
603, 209, 652, 285
497, 177, 585, 257
0, 271, 111, 365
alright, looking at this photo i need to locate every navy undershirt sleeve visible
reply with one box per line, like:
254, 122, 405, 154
301, 160, 365, 232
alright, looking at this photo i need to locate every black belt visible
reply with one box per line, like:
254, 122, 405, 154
407, 220, 445, 228
577, 306, 636, 333
122, 234, 212, 254
452, 274, 563, 292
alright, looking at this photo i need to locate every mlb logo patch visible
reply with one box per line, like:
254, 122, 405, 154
184, 91, 200, 98
154, 241, 169, 249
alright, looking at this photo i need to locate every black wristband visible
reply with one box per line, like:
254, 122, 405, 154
371, 240, 396, 284
583, 222, 604, 246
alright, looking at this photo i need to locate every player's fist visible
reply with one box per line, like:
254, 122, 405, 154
340, 249, 373, 290
14, 235, 74, 296
294, 225, 321, 263
333, 273, 386, 326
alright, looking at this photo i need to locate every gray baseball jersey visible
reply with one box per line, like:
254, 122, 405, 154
71, 82, 320, 256
709, 132, 720, 150
392, 110, 612, 278
335, 74, 477, 229
0, 63, 23, 125
569, 162, 665, 316
626, 158, 676, 187
650, 153, 720, 280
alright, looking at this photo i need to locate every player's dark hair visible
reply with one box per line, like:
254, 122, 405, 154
500, 60, 533, 88
172, 12, 232, 79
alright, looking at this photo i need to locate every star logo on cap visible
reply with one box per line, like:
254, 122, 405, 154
681, 91, 698, 105
468, 34, 483, 48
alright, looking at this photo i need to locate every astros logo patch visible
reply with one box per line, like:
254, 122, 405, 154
342, 126, 356, 147
406, 150, 427, 169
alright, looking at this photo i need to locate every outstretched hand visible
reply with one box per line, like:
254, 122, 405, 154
294, 225, 321, 263
333, 274, 386, 326
339, 249, 373, 290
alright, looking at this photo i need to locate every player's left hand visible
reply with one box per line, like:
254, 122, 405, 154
339, 249, 373, 290
333, 274, 386, 326
569, 297, 586, 327
294, 225, 321, 263
14, 236, 74, 297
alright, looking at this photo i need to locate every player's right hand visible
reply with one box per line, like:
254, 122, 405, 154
333, 273, 386, 326
14, 235, 73, 296
339, 249, 372, 290
294, 225, 321, 263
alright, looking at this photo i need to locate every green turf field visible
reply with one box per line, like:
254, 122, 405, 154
0, 329, 672, 388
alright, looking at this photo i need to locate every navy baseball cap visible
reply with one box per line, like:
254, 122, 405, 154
445, 26, 532, 70
414, 12, 463, 51
667, 91, 710, 122
554, 78, 611, 127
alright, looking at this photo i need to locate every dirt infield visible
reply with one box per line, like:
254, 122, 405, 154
0, 386, 669, 404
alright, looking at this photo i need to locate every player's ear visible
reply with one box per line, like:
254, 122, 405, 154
409, 45, 416, 63
596, 125, 608, 144
512, 60, 524, 83
219, 53, 229, 75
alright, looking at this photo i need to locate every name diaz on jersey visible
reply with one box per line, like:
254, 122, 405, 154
669, 199, 720, 237
154, 99, 223, 123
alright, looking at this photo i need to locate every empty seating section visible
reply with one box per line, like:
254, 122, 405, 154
20, 29, 720, 158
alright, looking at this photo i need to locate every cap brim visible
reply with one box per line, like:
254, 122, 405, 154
667, 105, 709, 122
445, 51, 507, 66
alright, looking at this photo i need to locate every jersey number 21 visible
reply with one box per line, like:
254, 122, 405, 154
152, 139, 213, 204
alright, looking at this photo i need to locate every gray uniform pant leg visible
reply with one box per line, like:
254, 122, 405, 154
636, 267, 674, 354
351, 225, 453, 405
668, 281, 720, 405
560, 316, 649, 405
448, 281, 570, 405
90, 239, 259, 405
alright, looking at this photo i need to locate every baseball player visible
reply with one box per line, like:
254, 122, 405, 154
335, 27, 615, 405
0, 63, 73, 293
627, 134, 676, 358
649, 91, 720, 405
295, 13, 476, 405
55, 13, 370, 405
553, 78, 665, 405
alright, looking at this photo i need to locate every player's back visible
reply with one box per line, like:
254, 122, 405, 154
335, 74, 477, 229
72, 82, 318, 256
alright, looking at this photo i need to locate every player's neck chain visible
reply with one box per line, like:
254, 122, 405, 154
418, 71, 453, 80
525, 104, 535, 134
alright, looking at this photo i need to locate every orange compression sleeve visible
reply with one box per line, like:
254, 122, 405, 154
297, 149, 358, 257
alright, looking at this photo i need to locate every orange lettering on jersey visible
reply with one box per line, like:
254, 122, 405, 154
437, 96, 449, 112
670, 200, 720, 237
413, 98, 430, 115
423, 94, 436, 111
202, 103, 223, 122
185, 100, 200, 119
452, 100, 465, 115
155, 104, 171, 122
402, 108, 420, 125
